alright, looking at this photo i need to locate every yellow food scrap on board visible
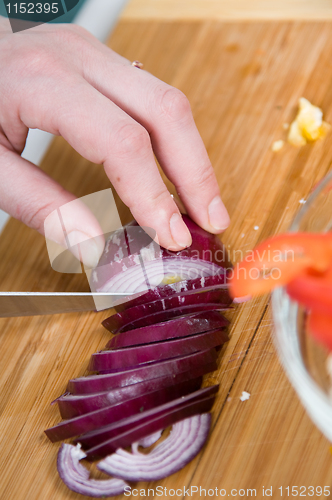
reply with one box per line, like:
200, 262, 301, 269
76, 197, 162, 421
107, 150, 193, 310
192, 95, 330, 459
271, 140, 284, 152
288, 98, 330, 147
162, 275, 183, 285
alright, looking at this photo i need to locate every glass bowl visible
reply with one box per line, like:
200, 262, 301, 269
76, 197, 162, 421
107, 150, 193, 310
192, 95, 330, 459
272, 170, 332, 441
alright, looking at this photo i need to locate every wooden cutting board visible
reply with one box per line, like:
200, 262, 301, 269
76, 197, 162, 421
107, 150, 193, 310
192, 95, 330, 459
1, 18, 332, 500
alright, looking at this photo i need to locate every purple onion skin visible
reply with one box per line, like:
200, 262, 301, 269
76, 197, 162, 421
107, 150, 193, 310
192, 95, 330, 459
89, 329, 228, 372
106, 303, 229, 334
115, 273, 227, 312
107, 310, 229, 349
86, 396, 215, 460
67, 348, 218, 395
58, 363, 217, 419
45, 378, 202, 443
74, 385, 219, 450
103, 288, 231, 333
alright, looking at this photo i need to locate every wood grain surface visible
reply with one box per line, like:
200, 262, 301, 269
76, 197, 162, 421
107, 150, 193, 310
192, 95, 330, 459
1, 19, 332, 500
122, 0, 332, 20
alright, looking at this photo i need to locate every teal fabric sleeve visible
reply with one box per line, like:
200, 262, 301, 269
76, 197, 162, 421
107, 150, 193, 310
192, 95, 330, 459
0, 0, 89, 23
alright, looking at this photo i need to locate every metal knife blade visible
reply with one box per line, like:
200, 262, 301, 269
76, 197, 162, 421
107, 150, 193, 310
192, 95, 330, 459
0, 292, 136, 317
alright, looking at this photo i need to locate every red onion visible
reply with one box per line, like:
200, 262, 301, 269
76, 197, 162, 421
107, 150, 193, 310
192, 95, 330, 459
90, 216, 231, 309
107, 310, 229, 349
46, 217, 233, 496
45, 378, 202, 442
74, 385, 218, 452
97, 413, 211, 481
57, 443, 127, 497
115, 273, 228, 312
111, 303, 230, 334
136, 430, 163, 448
84, 394, 216, 460
102, 288, 231, 333
66, 348, 218, 395
57, 364, 216, 419
89, 329, 228, 372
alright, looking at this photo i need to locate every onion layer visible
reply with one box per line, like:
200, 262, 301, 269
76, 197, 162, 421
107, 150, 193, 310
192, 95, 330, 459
97, 413, 211, 481
85, 396, 215, 460
45, 378, 202, 442
107, 310, 229, 349
92, 216, 231, 304
112, 303, 229, 334
116, 273, 228, 312
58, 364, 216, 419
74, 385, 218, 451
66, 348, 218, 395
57, 443, 127, 497
104, 288, 231, 333
89, 329, 228, 372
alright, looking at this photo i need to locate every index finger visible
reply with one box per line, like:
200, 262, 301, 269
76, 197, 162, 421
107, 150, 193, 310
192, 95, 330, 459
82, 56, 230, 234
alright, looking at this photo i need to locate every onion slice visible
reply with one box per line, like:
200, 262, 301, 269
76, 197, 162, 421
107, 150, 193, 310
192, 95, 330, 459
57, 443, 127, 497
89, 329, 228, 372
116, 273, 228, 312
107, 311, 229, 349
104, 288, 231, 333
45, 378, 202, 442
112, 303, 230, 334
66, 349, 218, 395
97, 413, 211, 481
74, 385, 218, 451
92, 216, 231, 302
85, 395, 215, 460
135, 430, 163, 449
57, 364, 216, 419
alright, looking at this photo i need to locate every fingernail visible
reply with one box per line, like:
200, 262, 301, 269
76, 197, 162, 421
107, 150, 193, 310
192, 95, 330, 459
208, 196, 230, 231
170, 213, 192, 248
67, 230, 103, 268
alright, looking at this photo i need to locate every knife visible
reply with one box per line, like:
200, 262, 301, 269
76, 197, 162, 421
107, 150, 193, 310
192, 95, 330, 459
0, 292, 137, 317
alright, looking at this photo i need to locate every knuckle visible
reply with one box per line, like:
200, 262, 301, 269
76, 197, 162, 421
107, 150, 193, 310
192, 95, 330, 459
148, 189, 171, 207
156, 87, 192, 123
191, 165, 217, 190
20, 199, 56, 233
113, 123, 151, 158
131, 189, 170, 215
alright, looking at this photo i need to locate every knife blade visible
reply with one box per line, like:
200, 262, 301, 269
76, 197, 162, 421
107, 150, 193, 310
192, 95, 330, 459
0, 292, 136, 317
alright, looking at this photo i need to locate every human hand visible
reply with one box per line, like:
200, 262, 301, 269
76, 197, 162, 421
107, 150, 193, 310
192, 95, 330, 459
0, 17, 230, 267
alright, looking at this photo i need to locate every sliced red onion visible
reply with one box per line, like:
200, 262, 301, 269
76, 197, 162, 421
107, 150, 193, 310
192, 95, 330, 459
133, 430, 163, 450
45, 378, 202, 443
89, 330, 228, 372
92, 217, 231, 299
67, 349, 217, 395
58, 364, 216, 419
107, 310, 229, 349
116, 273, 228, 312
111, 303, 230, 334
97, 257, 224, 296
75, 386, 218, 451
97, 413, 211, 481
57, 443, 127, 497
84, 394, 215, 460
103, 288, 231, 333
